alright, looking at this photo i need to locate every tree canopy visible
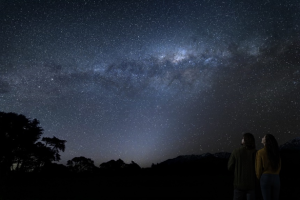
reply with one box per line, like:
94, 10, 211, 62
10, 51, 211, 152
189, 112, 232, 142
100, 159, 141, 170
67, 156, 96, 173
0, 112, 66, 173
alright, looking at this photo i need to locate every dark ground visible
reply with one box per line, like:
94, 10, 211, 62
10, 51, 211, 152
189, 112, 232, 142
1, 169, 299, 200
1, 171, 232, 199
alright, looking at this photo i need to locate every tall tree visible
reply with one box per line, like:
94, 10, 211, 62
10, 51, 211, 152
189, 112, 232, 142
42, 136, 66, 161
0, 112, 66, 173
0, 112, 43, 173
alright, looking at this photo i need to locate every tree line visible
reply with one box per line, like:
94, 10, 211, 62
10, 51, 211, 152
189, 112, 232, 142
0, 111, 141, 175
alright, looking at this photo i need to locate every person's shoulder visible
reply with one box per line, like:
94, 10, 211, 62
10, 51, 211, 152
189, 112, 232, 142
232, 146, 244, 154
257, 148, 265, 154
231, 148, 238, 154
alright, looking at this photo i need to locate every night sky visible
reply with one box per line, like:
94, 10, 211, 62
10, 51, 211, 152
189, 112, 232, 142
1, 0, 300, 167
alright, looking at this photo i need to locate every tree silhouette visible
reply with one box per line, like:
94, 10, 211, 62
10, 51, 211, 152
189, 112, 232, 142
42, 136, 66, 161
32, 142, 56, 170
125, 161, 141, 170
99, 159, 141, 171
0, 112, 66, 173
100, 159, 126, 170
67, 156, 96, 173
0, 112, 43, 173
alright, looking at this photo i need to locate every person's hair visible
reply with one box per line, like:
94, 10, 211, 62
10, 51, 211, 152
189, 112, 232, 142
243, 133, 255, 149
265, 134, 280, 170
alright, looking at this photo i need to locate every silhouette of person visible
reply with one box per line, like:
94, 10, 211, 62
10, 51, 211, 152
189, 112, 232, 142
228, 133, 257, 200
255, 134, 281, 200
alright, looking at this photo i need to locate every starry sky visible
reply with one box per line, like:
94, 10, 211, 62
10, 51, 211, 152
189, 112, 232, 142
1, 0, 300, 167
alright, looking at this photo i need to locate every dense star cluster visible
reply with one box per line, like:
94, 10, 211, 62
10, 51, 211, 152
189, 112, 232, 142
1, 0, 300, 167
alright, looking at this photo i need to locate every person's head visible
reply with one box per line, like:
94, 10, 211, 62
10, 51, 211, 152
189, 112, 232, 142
263, 134, 279, 147
263, 134, 280, 170
261, 135, 266, 145
242, 133, 255, 149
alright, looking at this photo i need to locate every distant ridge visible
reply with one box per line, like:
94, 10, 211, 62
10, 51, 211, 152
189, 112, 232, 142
155, 152, 231, 167
155, 137, 300, 167
279, 137, 300, 151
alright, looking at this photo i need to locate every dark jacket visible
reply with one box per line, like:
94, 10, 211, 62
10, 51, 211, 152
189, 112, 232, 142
228, 146, 257, 190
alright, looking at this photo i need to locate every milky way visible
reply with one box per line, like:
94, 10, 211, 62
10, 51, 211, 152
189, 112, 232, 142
1, 0, 300, 167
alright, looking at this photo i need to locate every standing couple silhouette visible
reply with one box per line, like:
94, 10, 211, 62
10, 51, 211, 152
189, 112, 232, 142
228, 133, 281, 200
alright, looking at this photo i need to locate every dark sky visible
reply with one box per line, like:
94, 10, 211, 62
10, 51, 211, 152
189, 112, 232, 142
1, 0, 300, 167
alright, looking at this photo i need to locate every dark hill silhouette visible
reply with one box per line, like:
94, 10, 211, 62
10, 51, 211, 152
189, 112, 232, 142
152, 152, 230, 169
214, 152, 231, 159
279, 137, 300, 199
279, 137, 300, 151
152, 137, 300, 170
100, 159, 141, 171
151, 152, 231, 178
100, 158, 125, 169
278, 137, 300, 177
156, 152, 231, 166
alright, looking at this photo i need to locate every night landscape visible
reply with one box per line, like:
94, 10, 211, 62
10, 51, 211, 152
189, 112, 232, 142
1, 0, 300, 199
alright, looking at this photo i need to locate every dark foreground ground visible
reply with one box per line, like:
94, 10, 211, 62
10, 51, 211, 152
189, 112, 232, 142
1, 169, 299, 200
